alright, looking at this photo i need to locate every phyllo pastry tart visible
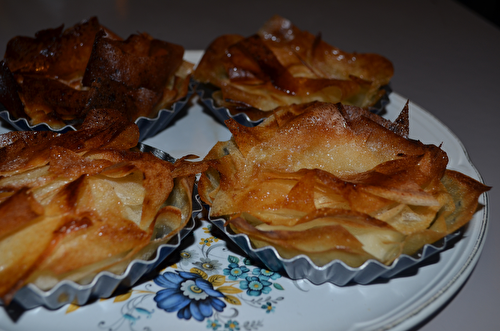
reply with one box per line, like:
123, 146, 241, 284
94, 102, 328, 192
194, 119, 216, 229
0, 17, 193, 140
194, 15, 393, 125
198, 101, 489, 284
0, 108, 206, 308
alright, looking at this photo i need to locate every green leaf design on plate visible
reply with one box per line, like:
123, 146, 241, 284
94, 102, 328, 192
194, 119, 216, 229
273, 283, 284, 290
228, 255, 240, 264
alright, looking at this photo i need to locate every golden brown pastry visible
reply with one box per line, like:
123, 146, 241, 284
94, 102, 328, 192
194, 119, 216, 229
0, 108, 206, 304
194, 15, 394, 121
198, 101, 490, 268
0, 17, 193, 129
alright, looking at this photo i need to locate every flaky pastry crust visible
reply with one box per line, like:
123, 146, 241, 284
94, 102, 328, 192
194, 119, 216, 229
0, 108, 207, 304
194, 15, 394, 121
198, 102, 490, 268
0, 17, 193, 129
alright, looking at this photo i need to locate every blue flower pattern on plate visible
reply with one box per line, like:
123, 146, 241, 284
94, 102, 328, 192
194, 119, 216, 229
223, 263, 250, 281
240, 276, 272, 296
154, 271, 226, 321
91, 219, 286, 331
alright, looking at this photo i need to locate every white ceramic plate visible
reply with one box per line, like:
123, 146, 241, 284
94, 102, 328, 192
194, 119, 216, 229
0, 51, 488, 331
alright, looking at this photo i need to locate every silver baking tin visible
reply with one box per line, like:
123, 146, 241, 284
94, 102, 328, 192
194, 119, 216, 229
208, 215, 458, 286
195, 82, 264, 127
0, 82, 194, 141
196, 82, 391, 127
4, 143, 200, 310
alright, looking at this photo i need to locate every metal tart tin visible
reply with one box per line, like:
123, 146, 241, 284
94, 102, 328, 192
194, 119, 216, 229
208, 214, 458, 286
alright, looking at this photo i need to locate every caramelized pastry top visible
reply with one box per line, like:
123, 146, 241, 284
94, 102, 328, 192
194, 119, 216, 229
0, 17, 193, 129
194, 15, 394, 120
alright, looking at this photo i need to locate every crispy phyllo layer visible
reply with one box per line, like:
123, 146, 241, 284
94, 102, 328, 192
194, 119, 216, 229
0, 17, 193, 129
0, 108, 206, 304
198, 102, 490, 267
194, 15, 394, 121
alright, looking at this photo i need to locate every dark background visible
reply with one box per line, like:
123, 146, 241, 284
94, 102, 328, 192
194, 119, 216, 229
457, 0, 500, 27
